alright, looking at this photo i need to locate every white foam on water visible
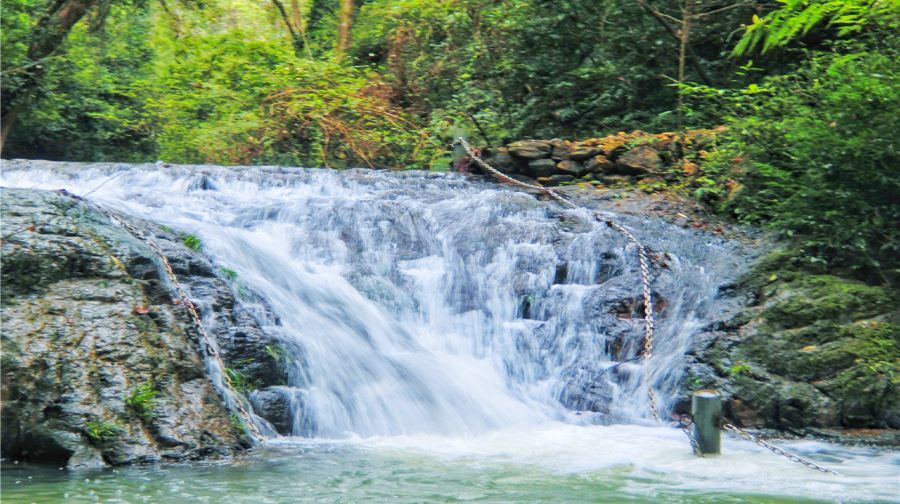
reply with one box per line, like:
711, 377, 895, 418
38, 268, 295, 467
4, 161, 896, 502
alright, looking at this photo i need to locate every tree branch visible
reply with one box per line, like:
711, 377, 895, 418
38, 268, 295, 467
635, 0, 714, 85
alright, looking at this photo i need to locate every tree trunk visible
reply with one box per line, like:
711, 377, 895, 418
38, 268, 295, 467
336, 0, 354, 58
271, 0, 305, 57
677, 0, 693, 131
290, 0, 304, 33
0, 0, 100, 153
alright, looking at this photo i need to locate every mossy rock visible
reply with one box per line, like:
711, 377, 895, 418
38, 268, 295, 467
764, 275, 895, 329
706, 249, 900, 430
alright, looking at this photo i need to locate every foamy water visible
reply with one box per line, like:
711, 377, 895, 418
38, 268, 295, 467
2, 160, 897, 502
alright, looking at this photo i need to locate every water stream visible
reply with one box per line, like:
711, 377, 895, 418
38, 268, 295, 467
1, 161, 897, 502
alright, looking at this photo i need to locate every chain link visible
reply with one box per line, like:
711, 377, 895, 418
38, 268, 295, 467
453, 140, 844, 475
721, 423, 840, 475
677, 415, 703, 457
97, 205, 265, 441
453, 138, 660, 421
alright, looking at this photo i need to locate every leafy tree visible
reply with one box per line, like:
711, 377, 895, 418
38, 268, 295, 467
1, 0, 104, 150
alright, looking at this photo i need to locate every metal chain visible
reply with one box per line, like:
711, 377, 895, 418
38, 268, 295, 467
677, 415, 703, 457
721, 423, 840, 475
453, 138, 660, 421
95, 204, 265, 441
454, 141, 841, 475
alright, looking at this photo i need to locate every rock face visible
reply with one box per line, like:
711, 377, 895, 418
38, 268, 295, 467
0, 188, 287, 468
681, 250, 900, 436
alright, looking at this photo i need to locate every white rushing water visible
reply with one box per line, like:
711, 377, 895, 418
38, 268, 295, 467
3, 161, 897, 502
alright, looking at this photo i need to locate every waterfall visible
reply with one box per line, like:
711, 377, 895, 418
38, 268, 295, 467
1, 161, 748, 438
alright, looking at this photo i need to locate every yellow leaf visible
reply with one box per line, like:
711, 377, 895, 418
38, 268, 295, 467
802, 345, 817, 352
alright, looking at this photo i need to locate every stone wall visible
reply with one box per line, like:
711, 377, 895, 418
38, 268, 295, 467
472, 130, 718, 187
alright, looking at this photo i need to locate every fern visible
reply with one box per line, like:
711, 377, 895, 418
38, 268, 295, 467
734, 0, 896, 55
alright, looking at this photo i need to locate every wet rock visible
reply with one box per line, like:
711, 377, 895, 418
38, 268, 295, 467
0, 188, 265, 468
686, 250, 900, 433
507, 140, 552, 159
249, 387, 293, 435
616, 145, 663, 175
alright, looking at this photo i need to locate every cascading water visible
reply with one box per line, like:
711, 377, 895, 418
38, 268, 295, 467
0, 160, 747, 437
4, 161, 898, 503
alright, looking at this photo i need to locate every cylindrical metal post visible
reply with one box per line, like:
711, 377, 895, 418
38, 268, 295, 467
691, 389, 722, 455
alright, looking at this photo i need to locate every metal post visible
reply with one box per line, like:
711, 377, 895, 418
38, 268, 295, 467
691, 389, 722, 455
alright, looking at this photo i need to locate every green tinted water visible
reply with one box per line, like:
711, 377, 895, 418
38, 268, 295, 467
3, 425, 897, 503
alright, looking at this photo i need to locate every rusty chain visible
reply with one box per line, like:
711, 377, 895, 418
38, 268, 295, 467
721, 423, 840, 475
679, 415, 704, 457
94, 203, 265, 441
453, 137, 660, 422
456, 141, 839, 476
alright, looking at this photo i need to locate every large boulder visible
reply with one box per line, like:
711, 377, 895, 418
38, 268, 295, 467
479, 147, 523, 174
555, 159, 586, 177
584, 154, 615, 174
682, 250, 900, 436
569, 144, 603, 161
0, 188, 288, 467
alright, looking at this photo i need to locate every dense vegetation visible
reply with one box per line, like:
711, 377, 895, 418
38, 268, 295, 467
2, 0, 898, 284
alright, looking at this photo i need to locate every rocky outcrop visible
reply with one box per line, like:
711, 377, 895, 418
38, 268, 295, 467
681, 250, 900, 439
474, 129, 719, 187
0, 188, 288, 468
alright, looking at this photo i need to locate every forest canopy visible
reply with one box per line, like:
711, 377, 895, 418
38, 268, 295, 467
2, 0, 898, 284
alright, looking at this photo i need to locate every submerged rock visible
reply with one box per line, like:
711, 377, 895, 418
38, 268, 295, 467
0, 188, 286, 467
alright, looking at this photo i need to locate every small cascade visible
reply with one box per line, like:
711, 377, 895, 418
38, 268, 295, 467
1, 161, 749, 438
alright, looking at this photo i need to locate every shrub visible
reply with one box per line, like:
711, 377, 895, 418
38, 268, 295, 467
694, 40, 899, 285
182, 234, 202, 251
124, 381, 159, 420
84, 419, 122, 443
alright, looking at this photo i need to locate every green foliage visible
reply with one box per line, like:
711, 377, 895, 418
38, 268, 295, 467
726, 362, 753, 376
3, 0, 753, 164
220, 267, 238, 281
84, 419, 122, 443
264, 344, 289, 363
734, 0, 898, 55
695, 39, 900, 284
230, 413, 245, 434
124, 381, 158, 420
3, 2, 157, 161
841, 321, 899, 382
224, 367, 251, 393
182, 234, 202, 251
